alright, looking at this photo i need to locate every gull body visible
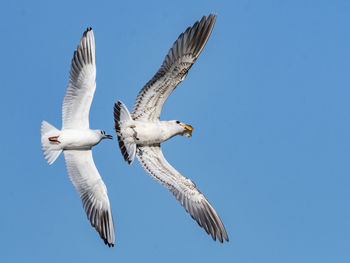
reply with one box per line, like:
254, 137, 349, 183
40, 28, 115, 247
119, 120, 190, 145
47, 129, 109, 150
114, 14, 229, 243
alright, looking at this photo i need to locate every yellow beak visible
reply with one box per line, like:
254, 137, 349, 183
180, 123, 193, 137
180, 123, 193, 131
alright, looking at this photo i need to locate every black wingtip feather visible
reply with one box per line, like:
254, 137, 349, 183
83, 27, 93, 36
83, 196, 115, 247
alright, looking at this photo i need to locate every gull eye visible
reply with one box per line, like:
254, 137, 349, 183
176, 121, 180, 124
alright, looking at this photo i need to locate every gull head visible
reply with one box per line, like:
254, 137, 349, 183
175, 120, 193, 137
98, 130, 113, 140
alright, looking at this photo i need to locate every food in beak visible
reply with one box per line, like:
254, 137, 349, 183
180, 124, 193, 137
105, 135, 113, 139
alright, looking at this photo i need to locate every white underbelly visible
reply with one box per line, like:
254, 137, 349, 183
136, 127, 164, 145
59, 129, 100, 150
121, 121, 172, 146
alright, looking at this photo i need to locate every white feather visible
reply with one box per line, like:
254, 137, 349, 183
62, 29, 96, 129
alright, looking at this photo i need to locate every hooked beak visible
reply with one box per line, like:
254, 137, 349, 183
105, 134, 113, 139
180, 123, 193, 137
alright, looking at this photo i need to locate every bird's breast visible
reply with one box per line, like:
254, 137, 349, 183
59, 129, 100, 150
131, 121, 176, 145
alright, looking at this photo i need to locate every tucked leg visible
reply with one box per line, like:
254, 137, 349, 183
48, 136, 60, 143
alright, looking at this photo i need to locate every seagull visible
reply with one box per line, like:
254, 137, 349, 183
40, 28, 115, 247
114, 14, 229, 242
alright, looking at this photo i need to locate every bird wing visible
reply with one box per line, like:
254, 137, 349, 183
62, 28, 96, 129
136, 145, 228, 242
64, 150, 115, 247
131, 14, 217, 121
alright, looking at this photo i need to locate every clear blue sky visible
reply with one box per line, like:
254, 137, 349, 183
0, 0, 349, 262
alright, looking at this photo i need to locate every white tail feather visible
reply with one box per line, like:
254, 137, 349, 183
114, 101, 136, 164
41, 120, 62, 165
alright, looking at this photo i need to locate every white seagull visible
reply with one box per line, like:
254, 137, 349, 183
114, 14, 229, 242
41, 28, 115, 247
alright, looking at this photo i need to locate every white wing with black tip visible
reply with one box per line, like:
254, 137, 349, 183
136, 145, 229, 242
131, 14, 217, 121
62, 28, 96, 129
64, 150, 115, 247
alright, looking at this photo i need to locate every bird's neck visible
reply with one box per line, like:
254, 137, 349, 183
159, 121, 182, 142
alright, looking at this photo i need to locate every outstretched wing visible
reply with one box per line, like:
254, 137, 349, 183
136, 145, 228, 242
62, 28, 96, 129
64, 150, 115, 247
131, 14, 216, 121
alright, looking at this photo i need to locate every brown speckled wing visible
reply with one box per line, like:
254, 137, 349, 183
136, 145, 228, 242
131, 14, 217, 121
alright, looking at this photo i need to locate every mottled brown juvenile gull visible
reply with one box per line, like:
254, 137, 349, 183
114, 14, 229, 242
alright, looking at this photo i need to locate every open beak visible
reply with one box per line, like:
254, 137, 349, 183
105, 134, 113, 139
180, 123, 193, 137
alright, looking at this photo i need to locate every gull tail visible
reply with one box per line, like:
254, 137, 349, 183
113, 101, 136, 165
41, 120, 62, 165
